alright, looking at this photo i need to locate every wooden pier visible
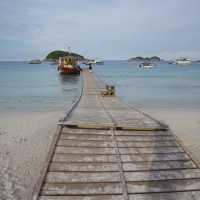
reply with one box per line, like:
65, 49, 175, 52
32, 69, 200, 200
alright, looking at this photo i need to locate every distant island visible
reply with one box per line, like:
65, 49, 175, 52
45, 50, 85, 62
128, 56, 161, 62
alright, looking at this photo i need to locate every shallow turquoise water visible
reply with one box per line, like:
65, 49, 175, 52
0, 61, 200, 112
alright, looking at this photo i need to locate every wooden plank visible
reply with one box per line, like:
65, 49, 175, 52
49, 162, 120, 172
116, 126, 168, 131
123, 160, 196, 171
46, 172, 120, 182
115, 131, 172, 136
58, 140, 115, 148
39, 195, 124, 200
41, 182, 122, 195
62, 128, 112, 136
60, 134, 112, 141
55, 147, 116, 154
125, 169, 200, 181
116, 135, 175, 142
129, 191, 200, 200
117, 141, 180, 148
52, 154, 119, 162
62, 123, 114, 130
121, 153, 190, 162
119, 147, 184, 154
127, 179, 200, 193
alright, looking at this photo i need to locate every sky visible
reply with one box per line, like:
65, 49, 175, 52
0, 0, 200, 60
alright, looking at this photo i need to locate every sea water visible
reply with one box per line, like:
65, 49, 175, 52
0, 61, 200, 112
0, 62, 81, 112
94, 61, 200, 110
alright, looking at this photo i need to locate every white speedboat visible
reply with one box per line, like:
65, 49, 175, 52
139, 62, 154, 68
175, 58, 192, 65
87, 59, 104, 65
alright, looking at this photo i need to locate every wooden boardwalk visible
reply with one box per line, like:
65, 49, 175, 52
32, 69, 200, 200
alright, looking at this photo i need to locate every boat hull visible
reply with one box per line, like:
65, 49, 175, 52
143, 65, 153, 68
58, 64, 81, 75
176, 61, 192, 65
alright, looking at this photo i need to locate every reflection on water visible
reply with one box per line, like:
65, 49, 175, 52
59, 74, 80, 85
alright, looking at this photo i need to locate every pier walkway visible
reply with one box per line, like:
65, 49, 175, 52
33, 69, 200, 200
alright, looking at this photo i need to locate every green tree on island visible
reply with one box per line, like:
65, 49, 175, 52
46, 50, 84, 61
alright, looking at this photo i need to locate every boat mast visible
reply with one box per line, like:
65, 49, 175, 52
68, 46, 71, 56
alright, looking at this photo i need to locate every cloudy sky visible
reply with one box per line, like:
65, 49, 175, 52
0, 0, 200, 60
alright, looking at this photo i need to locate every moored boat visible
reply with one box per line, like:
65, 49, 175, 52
58, 56, 81, 74
87, 59, 104, 65
139, 62, 154, 68
175, 57, 192, 65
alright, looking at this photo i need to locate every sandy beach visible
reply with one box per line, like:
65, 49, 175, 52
0, 111, 63, 200
0, 107, 200, 199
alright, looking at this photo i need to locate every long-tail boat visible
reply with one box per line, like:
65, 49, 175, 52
58, 56, 81, 74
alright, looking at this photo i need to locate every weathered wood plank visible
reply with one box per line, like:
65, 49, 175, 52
119, 147, 184, 154
52, 154, 119, 162
62, 128, 112, 136
125, 169, 200, 181
60, 134, 112, 141
117, 141, 180, 148
46, 172, 120, 182
42, 182, 122, 195
128, 191, 200, 200
127, 179, 200, 193
62, 123, 114, 129
116, 135, 175, 142
121, 153, 189, 162
49, 162, 120, 172
39, 195, 124, 200
58, 140, 115, 148
55, 147, 116, 154
115, 130, 172, 136
123, 160, 196, 171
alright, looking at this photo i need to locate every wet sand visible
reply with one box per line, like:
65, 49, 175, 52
0, 111, 62, 200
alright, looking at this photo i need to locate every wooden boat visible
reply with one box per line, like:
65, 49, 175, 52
58, 56, 81, 74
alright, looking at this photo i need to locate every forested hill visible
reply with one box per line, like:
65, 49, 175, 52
46, 50, 84, 61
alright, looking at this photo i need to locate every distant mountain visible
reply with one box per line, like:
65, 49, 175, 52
128, 56, 161, 62
45, 50, 85, 61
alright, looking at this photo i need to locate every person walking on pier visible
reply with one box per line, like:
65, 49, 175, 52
88, 63, 92, 72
